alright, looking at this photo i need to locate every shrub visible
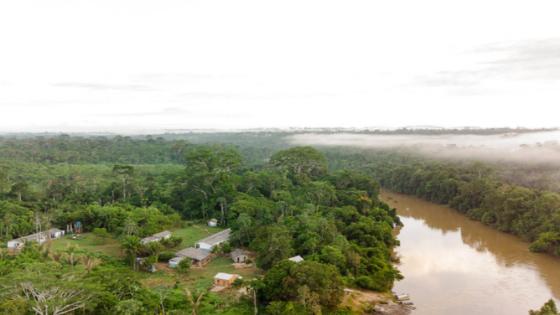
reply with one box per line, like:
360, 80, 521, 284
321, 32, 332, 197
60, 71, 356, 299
177, 258, 191, 274
220, 242, 232, 254
161, 236, 182, 248
92, 228, 110, 244
159, 251, 175, 262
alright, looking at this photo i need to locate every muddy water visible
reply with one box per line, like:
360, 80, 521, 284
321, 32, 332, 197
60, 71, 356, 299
381, 190, 560, 315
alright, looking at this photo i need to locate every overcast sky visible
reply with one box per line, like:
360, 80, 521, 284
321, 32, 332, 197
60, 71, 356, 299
1, 0, 560, 133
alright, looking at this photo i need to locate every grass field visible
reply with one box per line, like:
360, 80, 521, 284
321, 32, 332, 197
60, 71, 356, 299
49, 222, 222, 257
171, 223, 224, 248
142, 256, 262, 291
49, 233, 123, 257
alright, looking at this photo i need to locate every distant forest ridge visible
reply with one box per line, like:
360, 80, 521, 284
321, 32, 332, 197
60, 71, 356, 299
0, 126, 557, 139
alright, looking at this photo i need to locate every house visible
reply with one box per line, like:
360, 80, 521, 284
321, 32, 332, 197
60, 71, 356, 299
288, 255, 304, 263
168, 256, 187, 268
230, 249, 249, 263
141, 230, 172, 245
175, 247, 212, 267
208, 218, 218, 227
7, 228, 66, 250
195, 229, 231, 250
7, 238, 28, 250
213, 273, 240, 287
48, 228, 65, 239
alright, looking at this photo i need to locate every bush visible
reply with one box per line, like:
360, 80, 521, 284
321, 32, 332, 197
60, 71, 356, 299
92, 228, 110, 244
177, 258, 191, 274
159, 251, 175, 262
481, 212, 496, 225
161, 236, 182, 248
220, 242, 232, 254
529, 232, 560, 254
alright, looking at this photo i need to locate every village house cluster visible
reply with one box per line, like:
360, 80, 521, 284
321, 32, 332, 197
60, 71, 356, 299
169, 228, 231, 267
6, 228, 65, 250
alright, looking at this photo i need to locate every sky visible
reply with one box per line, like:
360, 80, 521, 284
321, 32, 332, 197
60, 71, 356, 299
1, 0, 560, 133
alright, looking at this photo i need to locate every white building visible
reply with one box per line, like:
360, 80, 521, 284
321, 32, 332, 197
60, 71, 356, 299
141, 230, 172, 245
195, 229, 231, 250
7, 228, 65, 250
208, 218, 218, 227
168, 256, 186, 268
288, 255, 304, 263
49, 228, 65, 239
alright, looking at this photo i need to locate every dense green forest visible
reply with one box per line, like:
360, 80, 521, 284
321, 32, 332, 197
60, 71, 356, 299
0, 134, 402, 314
324, 148, 560, 257
1, 132, 559, 314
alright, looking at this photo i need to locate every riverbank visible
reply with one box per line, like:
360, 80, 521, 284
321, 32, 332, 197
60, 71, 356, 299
340, 288, 413, 315
381, 190, 560, 315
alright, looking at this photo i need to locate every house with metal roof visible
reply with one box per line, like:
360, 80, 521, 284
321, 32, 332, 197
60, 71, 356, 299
213, 273, 240, 287
174, 247, 212, 266
141, 230, 172, 245
7, 228, 65, 250
195, 228, 231, 250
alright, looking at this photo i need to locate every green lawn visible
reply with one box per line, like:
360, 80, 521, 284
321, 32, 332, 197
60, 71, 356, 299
171, 223, 224, 248
49, 233, 123, 257
142, 256, 262, 291
187, 256, 262, 290
49, 222, 221, 257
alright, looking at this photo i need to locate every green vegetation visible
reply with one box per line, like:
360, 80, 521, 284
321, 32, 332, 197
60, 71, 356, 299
50, 233, 122, 257
171, 225, 223, 247
530, 300, 559, 315
324, 148, 560, 257
0, 135, 400, 314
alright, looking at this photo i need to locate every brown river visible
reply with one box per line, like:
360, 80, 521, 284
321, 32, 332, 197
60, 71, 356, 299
381, 190, 560, 315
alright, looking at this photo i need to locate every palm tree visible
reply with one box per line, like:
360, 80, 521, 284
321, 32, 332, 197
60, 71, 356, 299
80, 254, 101, 273
184, 288, 205, 315
121, 236, 141, 270
64, 245, 79, 269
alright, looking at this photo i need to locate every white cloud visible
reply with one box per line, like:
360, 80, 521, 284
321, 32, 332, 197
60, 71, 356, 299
1, 0, 560, 132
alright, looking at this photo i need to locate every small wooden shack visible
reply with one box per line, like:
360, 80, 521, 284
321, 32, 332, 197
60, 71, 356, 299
213, 273, 239, 287
230, 249, 249, 263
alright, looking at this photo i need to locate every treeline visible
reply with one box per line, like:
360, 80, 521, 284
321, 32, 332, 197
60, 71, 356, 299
325, 148, 560, 257
0, 162, 183, 241
0, 135, 191, 164
0, 133, 286, 166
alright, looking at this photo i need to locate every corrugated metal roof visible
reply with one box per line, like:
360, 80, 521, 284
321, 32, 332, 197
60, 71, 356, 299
176, 247, 211, 261
197, 228, 231, 246
214, 272, 237, 280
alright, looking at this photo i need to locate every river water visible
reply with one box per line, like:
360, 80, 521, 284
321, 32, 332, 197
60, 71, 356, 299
381, 190, 560, 315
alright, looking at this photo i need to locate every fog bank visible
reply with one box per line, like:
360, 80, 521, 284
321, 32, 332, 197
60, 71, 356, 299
289, 131, 560, 165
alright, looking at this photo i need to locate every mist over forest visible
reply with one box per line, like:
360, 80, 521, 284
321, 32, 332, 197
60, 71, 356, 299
290, 130, 560, 165
290, 130, 560, 191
